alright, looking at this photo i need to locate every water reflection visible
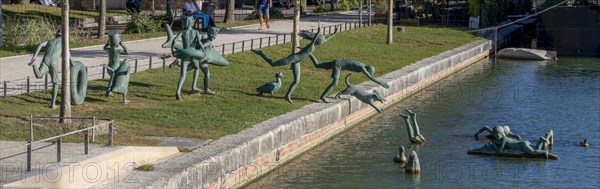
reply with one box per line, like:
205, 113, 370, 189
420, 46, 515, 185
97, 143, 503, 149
244, 57, 600, 189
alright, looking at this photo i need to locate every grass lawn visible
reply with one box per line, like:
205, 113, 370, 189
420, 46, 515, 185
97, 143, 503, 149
0, 25, 480, 145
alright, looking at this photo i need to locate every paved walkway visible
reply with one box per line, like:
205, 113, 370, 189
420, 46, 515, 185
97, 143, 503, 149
0, 12, 365, 97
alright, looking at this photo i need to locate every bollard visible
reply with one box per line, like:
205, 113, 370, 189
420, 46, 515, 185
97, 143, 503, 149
242, 40, 245, 52
149, 56, 153, 69
26, 76, 30, 94
108, 122, 114, 146
232, 42, 235, 54
260, 38, 263, 48
134, 58, 139, 73
84, 129, 89, 155
44, 75, 48, 91
57, 135, 62, 162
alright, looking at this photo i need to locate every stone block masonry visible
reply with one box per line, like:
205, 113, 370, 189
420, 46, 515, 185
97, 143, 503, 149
94, 39, 492, 188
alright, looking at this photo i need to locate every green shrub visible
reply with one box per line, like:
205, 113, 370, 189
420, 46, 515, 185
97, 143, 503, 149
244, 8, 285, 20
1, 15, 58, 47
135, 164, 155, 171
125, 13, 165, 34
468, 0, 480, 17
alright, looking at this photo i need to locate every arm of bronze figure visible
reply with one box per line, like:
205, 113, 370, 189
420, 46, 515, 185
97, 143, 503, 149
507, 133, 523, 141
31, 41, 48, 62
101, 64, 115, 72
324, 26, 338, 42
103, 43, 110, 51
309, 54, 321, 67
119, 42, 130, 55
171, 32, 183, 55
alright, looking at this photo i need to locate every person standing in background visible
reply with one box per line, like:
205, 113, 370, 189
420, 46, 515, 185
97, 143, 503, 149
255, 0, 272, 30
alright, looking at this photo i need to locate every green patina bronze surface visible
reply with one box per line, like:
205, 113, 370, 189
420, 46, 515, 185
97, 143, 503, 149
28, 30, 87, 108
400, 109, 426, 144
334, 73, 386, 113
256, 72, 283, 96
104, 60, 131, 104
252, 23, 336, 104
162, 17, 229, 100
104, 31, 130, 78
468, 126, 559, 159
309, 55, 389, 103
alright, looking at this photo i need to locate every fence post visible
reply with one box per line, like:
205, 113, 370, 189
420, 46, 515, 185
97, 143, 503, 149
276, 35, 279, 45
149, 56, 153, 69
232, 42, 235, 54
328, 26, 332, 34
44, 75, 48, 91
57, 135, 62, 162
27, 115, 33, 172
222, 45, 225, 56
251, 39, 254, 50
108, 122, 114, 146
162, 55, 166, 72
3, 81, 7, 98
242, 40, 245, 52
92, 117, 96, 143
284, 34, 286, 43
134, 58, 139, 73
268, 36, 271, 47
260, 38, 263, 48
84, 129, 89, 155
26, 76, 30, 94
102, 66, 106, 79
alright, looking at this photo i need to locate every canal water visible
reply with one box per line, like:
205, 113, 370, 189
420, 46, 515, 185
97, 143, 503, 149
244, 57, 600, 188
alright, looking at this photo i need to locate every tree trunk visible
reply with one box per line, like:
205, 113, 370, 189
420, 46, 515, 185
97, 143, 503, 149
292, 0, 300, 53
359, 0, 363, 26
368, 0, 372, 25
330, 0, 335, 11
387, 0, 393, 44
0, 2, 3, 48
224, 0, 236, 23
301, 0, 306, 14
60, 0, 72, 123
167, 0, 173, 18
98, 0, 106, 39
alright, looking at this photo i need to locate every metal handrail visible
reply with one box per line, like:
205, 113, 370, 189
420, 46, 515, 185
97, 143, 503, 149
0, 115, 115, 172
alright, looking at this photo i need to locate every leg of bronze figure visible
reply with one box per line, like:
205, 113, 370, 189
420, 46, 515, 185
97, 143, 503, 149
362, 68, 389, 88
285, 63, 301, 103
200, 63, 214, 95
320, 78, 339, 103
192, 65, 201, 92
31, 62, 50, 79
176, 61, 190, 100
400, 114, 416, 142
51, 83, 58, 109
251, 50, 275, 66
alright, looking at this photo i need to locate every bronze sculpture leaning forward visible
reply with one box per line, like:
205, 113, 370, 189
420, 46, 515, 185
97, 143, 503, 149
335, 74, 386, 113
308, 55, 389, 102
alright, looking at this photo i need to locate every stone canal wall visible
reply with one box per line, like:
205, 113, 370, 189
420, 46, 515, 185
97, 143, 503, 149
98, 39, 492, 189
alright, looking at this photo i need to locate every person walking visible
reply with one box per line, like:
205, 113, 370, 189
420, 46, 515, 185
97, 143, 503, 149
255, 0, 272, 30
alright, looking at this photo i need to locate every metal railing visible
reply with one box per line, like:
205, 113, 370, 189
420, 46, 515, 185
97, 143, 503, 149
0, 116, 114, 172
1, 20, 372, 99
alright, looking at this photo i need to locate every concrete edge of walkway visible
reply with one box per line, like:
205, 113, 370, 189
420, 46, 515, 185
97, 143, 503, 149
93, 39, 492, 188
